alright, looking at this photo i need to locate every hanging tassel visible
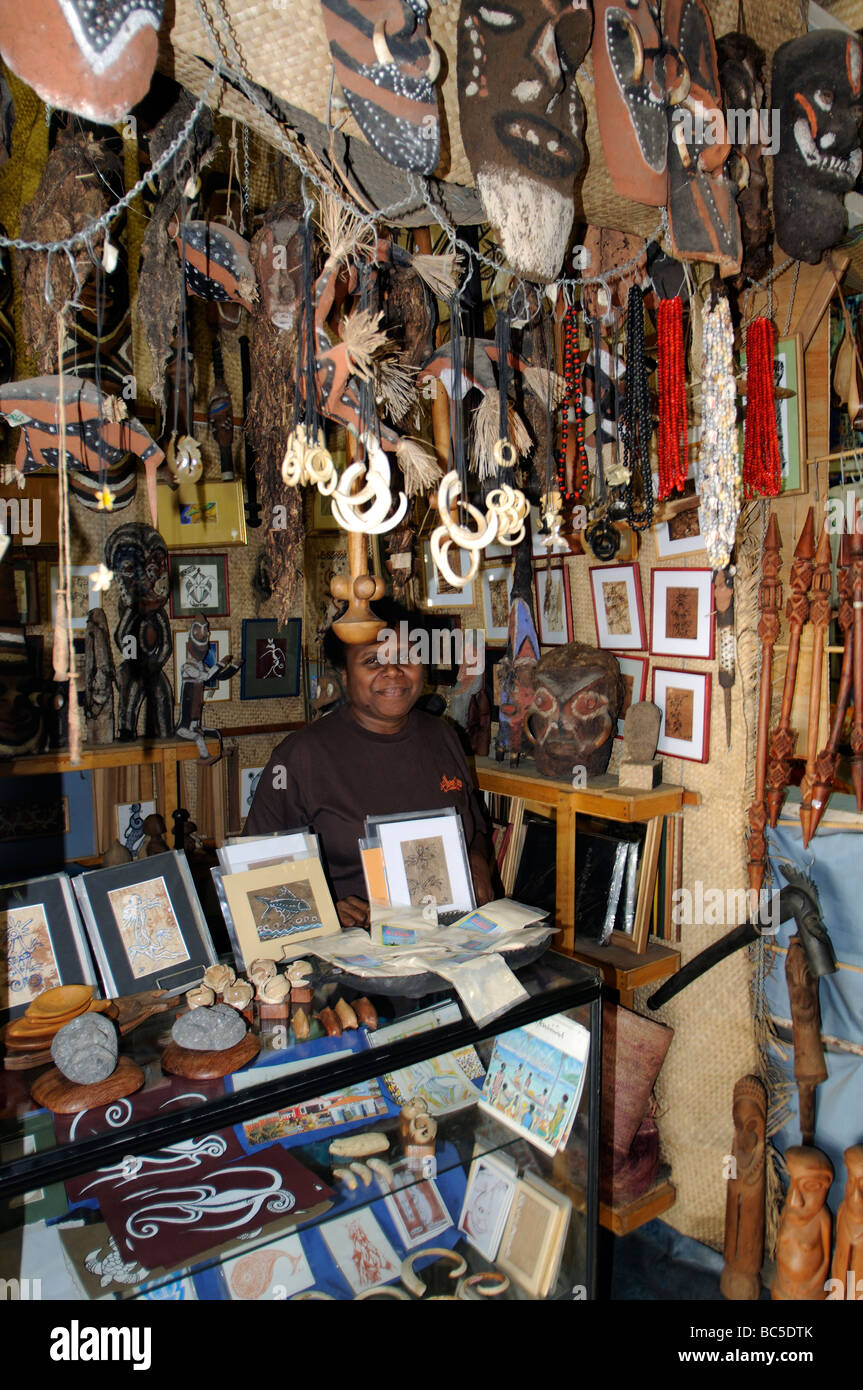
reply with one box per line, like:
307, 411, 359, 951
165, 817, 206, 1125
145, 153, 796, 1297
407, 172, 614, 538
471, 390, 531, 479
407, 251, 461, 300
657, 297, 689, 499
395, 436, 441, 496
743, 317, 781, 499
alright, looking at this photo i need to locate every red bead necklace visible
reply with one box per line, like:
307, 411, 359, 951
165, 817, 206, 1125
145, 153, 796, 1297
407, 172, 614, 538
557, 306, 589, 502
657, 296, 688, 499
742, 316, 781, 499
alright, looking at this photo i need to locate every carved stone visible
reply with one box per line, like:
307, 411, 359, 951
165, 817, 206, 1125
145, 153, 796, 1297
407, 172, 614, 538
772, 1146, 833, 1301
720, 1075, 766, 1301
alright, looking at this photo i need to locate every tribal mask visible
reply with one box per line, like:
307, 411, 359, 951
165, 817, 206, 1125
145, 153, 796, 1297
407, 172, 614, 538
717, 32, 771, 286
0, 0, 163, 124
524, 643, 622, 780
592, 0, 670, 206
772, 32, 863, 265
457, 0, 593, 282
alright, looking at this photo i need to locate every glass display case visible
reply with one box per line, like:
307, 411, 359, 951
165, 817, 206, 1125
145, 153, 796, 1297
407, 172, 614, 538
0, 952, 600, 1302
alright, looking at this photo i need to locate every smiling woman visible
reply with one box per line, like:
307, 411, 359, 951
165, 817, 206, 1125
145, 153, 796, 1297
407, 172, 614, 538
244, 600, 493, 928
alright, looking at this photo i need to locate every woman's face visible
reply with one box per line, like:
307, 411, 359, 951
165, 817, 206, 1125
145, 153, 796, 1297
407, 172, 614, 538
343, 641, 424, 732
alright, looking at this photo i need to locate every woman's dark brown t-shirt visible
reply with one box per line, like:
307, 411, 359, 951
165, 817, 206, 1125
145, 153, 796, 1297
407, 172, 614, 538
244, 706, 490, 902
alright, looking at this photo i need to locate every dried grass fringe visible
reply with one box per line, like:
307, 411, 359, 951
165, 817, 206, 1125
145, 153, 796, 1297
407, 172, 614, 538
470, 389, 531, 479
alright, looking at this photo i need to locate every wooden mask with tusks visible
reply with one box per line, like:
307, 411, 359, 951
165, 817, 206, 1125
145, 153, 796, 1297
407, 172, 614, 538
457, 0, 593, 281
772, 31, 863, 265
0, 0, 163, 124
524, 644, 623, 779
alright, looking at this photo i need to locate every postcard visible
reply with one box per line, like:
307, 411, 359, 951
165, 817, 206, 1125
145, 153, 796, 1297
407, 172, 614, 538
478, 1013, 591, 1157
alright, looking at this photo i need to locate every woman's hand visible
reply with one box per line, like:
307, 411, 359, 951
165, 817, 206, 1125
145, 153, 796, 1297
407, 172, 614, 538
336, 895, 371, 929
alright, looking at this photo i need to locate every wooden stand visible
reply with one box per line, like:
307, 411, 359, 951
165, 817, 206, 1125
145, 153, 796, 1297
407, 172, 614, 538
161, 1031, 260, 1079
30, 1055, 145, 1114
3, 991, 172, 1071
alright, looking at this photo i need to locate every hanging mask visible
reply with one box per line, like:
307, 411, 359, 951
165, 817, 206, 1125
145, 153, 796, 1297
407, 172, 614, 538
171, 220, 258, 311
524, 643, 623, 779
716, 32, 771, 286
772, 32, 863, 265
664, 0, 741, 277
319, 0, 441, 175
592, 0, 672, 206
0, 0, 163, 124
457, 0, 593, 282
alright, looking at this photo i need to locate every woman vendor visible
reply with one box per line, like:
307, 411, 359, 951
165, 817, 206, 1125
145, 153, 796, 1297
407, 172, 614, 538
245, 601, 494, 928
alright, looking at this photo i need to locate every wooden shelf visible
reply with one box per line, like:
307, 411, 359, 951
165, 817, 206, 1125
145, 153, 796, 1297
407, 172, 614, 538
571, 937, 680, 1007
600, 1178, 677, 1236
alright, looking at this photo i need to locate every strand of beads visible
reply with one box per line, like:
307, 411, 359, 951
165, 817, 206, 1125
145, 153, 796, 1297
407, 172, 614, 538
657, 297, 688, 498
621, 286, 655, 531
697, 296, 740, 570
556, 307, 588, 503
742, 316, 781, 499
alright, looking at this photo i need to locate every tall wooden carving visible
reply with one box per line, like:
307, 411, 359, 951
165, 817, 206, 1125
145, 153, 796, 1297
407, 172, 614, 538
767, 509, 815, 827
799, 522, 833, 844
748, 513, 782, 892
720, 1075, 767, 1301
808, 530, 854, 842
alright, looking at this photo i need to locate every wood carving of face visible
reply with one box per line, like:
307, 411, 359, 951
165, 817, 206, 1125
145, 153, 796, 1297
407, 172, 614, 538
525, 644, 622, 779
773, 32, 863, 264
457, 0, 593, 280
785, 1147, 833, 1222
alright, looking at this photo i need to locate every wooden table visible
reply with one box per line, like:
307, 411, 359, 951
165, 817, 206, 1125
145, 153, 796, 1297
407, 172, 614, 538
474, 759, 689, 999
0, 736, 220, 833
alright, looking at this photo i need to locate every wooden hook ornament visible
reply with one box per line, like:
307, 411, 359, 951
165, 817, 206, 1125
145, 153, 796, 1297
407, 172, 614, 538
330, 530, 386, 644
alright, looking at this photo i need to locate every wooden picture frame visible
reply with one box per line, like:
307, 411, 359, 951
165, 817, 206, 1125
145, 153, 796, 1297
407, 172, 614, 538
496, 1172, 571, 1299
590, 563, 646, 650
367, 807, 475, 914
50, 565, 100, 631
775, 334, 807, 495
73, 851, 216, 997
534, 558, 573, 646
613, 654, 649, 737
652, 666, 712, 764
650, 568, 714, 660
458, 1152, 518, 1261
173, 627, 233, 704
0, 872, 96, 1022
654, 498, 706, 559
422, 540, 475, 608
156, 480, 247, 548
215, 856, 341, 970
241, 619, 302, 700
481, 563, 512, 641
169, 553, 229, 618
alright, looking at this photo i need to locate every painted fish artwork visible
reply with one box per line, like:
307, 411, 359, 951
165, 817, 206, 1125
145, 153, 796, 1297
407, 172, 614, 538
250, 878, 323, 941
0, 902, 61, 1008
107, 875, 190, 981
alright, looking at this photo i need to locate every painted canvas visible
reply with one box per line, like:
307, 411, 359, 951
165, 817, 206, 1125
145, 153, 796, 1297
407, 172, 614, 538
248, 875, 324, 943
0, 902, 61, 1009
106, 875, 190, 981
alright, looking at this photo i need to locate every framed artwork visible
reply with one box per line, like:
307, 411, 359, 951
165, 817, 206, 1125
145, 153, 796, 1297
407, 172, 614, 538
590, 564, 646, 650
497, 1172, 571, 1298
241, 619, 302, 700
305, 539, 348, 646
73, 851, 216, 996
650, 568, 714, 659
534, 559, 573, 646
217, 829, 317, 876
0, 872, 95, 1022
652, 667, 712, 763
654, 499, 706, 559
320, 1211, 400, 1296
614, 654, 649, 737
239, 768, 265, 822
156, 479, 247, 548
174, 627, 233, 704
422, 540, 475, 608
215, 855, 341, 969
458, 1152, 518, 1262
116, 801, 156, 856
383, 1163, 452, 1249
367, 807, 475, 915
50, 565, 100, 630
169, 553, 229, 618
311, 487, 340, 533
483, 646, 507, 720
11, 556, 39, 624
481, 563, 512, 641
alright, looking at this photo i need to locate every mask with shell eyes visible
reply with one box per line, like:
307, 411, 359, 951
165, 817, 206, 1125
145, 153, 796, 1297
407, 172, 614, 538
524, 644, 623, 780
772, 32, 863, 265
716, 32, 771, 287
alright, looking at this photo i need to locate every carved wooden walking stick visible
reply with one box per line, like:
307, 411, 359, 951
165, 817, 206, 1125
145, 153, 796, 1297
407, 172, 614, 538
850, 500, 863, 811
807, 530, 855, 843
799, 522, 833, 844
748, 513, 782, 893
767, 508, 815, 827
786, 934, 828, 1147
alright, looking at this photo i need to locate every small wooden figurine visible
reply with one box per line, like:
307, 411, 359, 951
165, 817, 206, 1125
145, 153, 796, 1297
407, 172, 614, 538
83, 608, 116, 744
720, 1074, 767, 1301
831, 1145, 863, 1301
772, 1146, 833, 1301
785, 935, 828, 1146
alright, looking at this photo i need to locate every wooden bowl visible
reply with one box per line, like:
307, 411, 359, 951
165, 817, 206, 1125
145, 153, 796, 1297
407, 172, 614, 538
26, 985, 94, 1021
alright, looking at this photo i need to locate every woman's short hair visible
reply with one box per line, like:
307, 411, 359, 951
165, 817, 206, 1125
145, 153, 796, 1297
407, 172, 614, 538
322, 596, 419, 670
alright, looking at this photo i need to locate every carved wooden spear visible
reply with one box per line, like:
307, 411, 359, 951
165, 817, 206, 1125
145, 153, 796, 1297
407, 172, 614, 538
799, 522, 833, 844
748, 513, 782, 894
767, 508, 815, 827
806, 529, 854, 843
850, 499, 863, 811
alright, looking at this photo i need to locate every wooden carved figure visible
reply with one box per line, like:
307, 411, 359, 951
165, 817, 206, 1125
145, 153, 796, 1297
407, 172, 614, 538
767, 508, 815, 827
831, 1145, 863, 1301
799, 522, 833, 844
786, 935, 828, 1146
747, 512, 782, 891
84, 608, 116, 745
104, 523, 173, 741
772, 1146, 833, 1301
720, 1075, 767, 1301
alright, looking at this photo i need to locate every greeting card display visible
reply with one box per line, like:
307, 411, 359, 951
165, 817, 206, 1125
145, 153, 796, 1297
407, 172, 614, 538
214, 856, 341, 970
365, 808, 475, 917
0, 873, 95, 1021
